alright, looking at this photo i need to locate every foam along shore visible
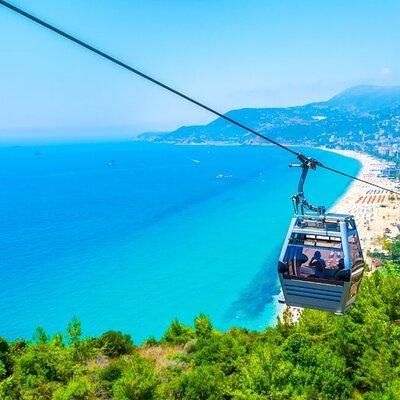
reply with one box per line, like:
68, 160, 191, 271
280, 149, 400, 323
325, 149, 400, 270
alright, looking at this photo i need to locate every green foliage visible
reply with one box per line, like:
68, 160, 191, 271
391, 237, 400, 261
176, 365, 227, 400
193, 328, 254, 375
67, 316, 82, 345
53, 376, 94, 400
98, 331, 134, 358
11, 339, 27, 354
161, 319, 194, 345
32, 326, 49, 345
234, 345, 289, 399
194, 314, 213, 339
96, 360, 125, 398
0, 338, 10, 356
276, 307, 295, 338
112, 357, 157, 400
0, 337, 11, 378
98, 361, 124, 383
143, 336, 158, 346
0, 242, 400, 399
0, 361, 6, 380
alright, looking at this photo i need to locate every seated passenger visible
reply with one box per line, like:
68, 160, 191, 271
309, 251, 326, 278
297, 253, 312, 276
334, 258, 346, 279
298, 252, 309, 264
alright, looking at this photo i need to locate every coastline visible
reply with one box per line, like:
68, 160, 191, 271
323, 148, 399, 270
278, 148, 400, 322
148, 141, 400, 321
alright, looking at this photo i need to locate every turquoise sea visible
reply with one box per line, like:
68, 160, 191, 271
0, 142, 360, 343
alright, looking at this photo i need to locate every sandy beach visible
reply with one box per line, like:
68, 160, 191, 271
327, 149, 400, 270
280, 149, 400, 322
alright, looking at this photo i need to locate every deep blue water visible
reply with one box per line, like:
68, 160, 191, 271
0, 142, 360, 342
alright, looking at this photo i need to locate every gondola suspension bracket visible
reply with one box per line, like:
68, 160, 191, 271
289, 154, 326, 216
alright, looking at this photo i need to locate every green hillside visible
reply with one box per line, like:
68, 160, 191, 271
141, 85, 400, 150
1, 236, 399, 400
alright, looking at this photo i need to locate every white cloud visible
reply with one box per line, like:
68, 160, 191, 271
380, 67, 391, 76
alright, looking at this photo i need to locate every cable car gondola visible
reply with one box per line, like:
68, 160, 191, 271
5, 0, 400, 316
278, 156, 365, 314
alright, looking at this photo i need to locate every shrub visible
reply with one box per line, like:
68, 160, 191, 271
67, 317, 82, 345
0, 338, 11, 377
161, 319, 194, 345
177, 365, 226, 400
32, 326, 49, 345
143, 336, 158, 346
53, 377, 94, 400
98, 331, 134, 358
113, 358, 157, 400
194, 314, 213, 339
98, 361, 124, 383
193, 329, 253, 374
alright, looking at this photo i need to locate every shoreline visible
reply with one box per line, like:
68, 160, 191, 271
322, 148, 365, 212
143, 141, 399, 322
324, 148, 399, 270
278, 147, 400, 322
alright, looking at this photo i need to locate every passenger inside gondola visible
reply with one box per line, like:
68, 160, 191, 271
309, 251, 326, 278
283, 236, 346, 282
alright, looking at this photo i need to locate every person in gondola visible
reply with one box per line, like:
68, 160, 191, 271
309, 251, 326, 278
334, 258, 345, 279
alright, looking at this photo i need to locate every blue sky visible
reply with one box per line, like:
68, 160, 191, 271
1, 0, 400, 141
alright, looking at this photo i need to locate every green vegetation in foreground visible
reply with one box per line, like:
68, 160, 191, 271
1, 237, 399, 400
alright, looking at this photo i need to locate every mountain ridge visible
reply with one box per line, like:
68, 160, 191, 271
139, 85, 400, 146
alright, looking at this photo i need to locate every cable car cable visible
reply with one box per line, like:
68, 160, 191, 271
0, 0, 298, 157
320, 164, 399, 195
1, 0, 400, 197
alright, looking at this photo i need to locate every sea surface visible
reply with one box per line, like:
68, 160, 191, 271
0, 142, 360, 342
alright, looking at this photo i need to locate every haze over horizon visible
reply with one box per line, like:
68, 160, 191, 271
1, 0, 400, 142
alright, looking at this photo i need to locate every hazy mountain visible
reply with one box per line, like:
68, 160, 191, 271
139, 85, 400, 145
326, 85, 400, 111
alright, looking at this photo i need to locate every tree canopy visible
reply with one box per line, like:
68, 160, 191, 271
1, 236, 399, 399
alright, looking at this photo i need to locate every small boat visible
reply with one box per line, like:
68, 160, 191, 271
216, 174, 232, 179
